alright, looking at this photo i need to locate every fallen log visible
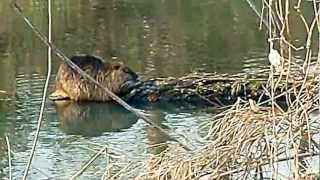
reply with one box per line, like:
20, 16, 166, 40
120, 72, 289, 107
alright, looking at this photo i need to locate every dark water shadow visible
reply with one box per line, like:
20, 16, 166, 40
54, 101, 138, 137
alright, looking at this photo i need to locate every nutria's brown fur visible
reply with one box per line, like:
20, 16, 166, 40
50, 55, 138, 101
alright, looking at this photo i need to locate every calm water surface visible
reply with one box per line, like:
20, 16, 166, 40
0, 0, 298, 179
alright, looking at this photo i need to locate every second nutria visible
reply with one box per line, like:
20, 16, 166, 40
50, 55, 138, 101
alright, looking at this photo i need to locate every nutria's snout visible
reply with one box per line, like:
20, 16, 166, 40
51, 55, 139, 102
110, 62, 138, 81
123, 67, 138, 80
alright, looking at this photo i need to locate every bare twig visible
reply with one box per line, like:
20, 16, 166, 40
5, 136, 12, 180
70, 146, 108, 179
22, 0, 52, 179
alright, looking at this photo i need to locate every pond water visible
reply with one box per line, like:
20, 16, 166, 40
0, 0, 310, 179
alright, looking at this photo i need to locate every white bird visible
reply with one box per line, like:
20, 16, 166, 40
268, 43, 282, 72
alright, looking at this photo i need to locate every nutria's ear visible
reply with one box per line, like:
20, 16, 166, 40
111, 62, 122, 70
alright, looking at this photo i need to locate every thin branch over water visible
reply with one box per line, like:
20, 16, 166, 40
22, 0, 52, 179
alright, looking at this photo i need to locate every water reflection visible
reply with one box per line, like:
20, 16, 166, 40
55, 101, 138, 136
144, 111, 171, 155
55, 100, 176, 154
0, 138, 8, 178
0, 32, 9, 56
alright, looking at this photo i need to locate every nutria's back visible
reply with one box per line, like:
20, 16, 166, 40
69, 55, 106, 73
51, 55, 138, 101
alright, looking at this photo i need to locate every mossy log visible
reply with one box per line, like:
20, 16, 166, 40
120, 71, 319, 107
119, 72, 282, 107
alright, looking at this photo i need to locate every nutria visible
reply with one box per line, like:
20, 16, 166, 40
50, 55, 138, 101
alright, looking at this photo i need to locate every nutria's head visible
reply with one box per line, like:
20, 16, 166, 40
50, 55, 138, 101
103, 61, 139, 97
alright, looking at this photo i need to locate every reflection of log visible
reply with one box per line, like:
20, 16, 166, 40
55, 101, 138, 136
121, 72, 286, 107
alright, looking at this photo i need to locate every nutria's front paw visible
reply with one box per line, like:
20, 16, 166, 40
119, 80, 142, 95
50, 90, 70, 101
